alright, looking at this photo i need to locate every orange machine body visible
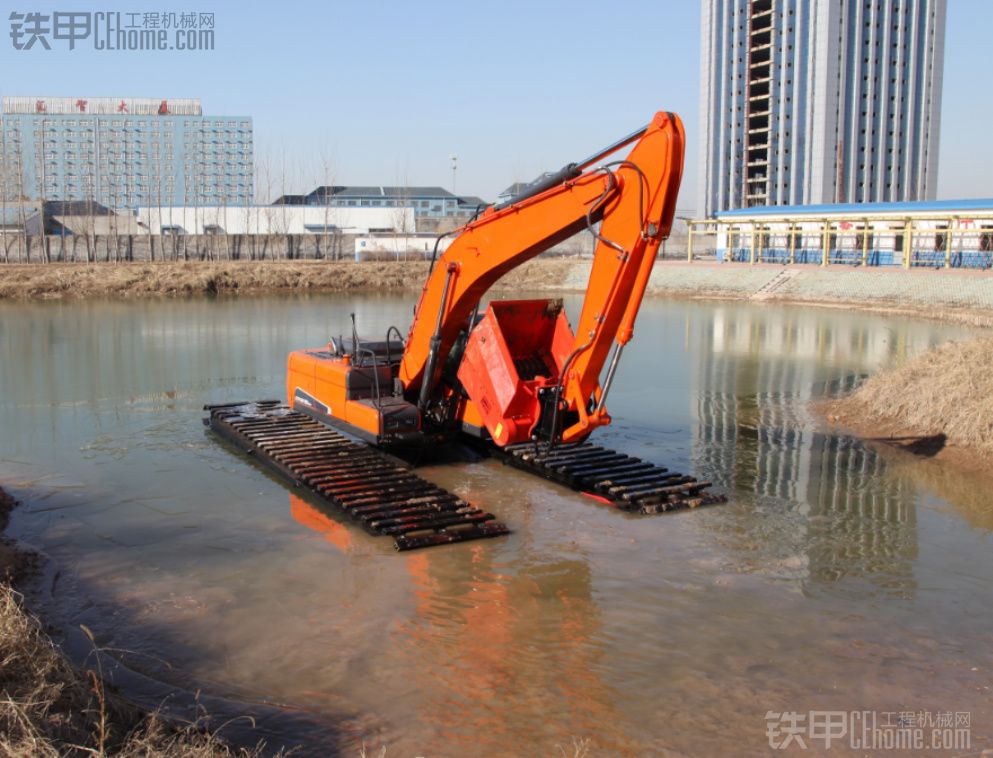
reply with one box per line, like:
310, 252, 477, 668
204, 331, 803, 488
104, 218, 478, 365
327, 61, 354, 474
286, 347, 420, 444
285, 110, 685, 449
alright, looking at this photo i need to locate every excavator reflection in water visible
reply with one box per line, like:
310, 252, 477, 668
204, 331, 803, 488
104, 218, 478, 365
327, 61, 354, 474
289, 493, 354, 554
287, 492, 640, 753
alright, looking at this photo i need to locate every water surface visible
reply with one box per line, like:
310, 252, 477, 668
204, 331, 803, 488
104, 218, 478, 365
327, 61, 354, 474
1, 294, 990, 755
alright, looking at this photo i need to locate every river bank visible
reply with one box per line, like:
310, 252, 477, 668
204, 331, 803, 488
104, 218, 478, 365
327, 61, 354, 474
824, 334, 993, 471
3, 260, 993, 327
0, 260, 575, 300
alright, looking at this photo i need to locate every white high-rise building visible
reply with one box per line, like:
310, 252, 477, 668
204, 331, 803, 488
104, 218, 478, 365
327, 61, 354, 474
697, 0, 947, 217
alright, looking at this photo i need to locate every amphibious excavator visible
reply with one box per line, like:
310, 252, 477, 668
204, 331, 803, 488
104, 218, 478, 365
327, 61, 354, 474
205, 110, 725, 550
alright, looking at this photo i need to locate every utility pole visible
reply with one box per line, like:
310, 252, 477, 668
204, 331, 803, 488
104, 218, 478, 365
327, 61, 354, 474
450, 154, 458, 195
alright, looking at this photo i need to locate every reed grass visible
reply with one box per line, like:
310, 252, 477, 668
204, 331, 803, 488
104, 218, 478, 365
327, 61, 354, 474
829, 335, 993, 455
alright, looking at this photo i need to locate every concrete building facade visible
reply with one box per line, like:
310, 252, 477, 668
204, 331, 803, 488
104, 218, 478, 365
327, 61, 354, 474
0, 96, 253, 209
698, 0, 947, 217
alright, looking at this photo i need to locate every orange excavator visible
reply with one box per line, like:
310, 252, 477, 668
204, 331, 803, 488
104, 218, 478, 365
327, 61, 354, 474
206, 110, 724, 550
287, 110, 684, 450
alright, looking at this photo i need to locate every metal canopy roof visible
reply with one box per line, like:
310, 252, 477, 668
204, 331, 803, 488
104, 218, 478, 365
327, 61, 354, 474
715, 198, 993, 219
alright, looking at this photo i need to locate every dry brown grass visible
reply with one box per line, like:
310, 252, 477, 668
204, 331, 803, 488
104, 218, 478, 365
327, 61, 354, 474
827, 335, 993, 456
0, 487, 266, 757
0, 585, 266, 757
0, 259, 585, 300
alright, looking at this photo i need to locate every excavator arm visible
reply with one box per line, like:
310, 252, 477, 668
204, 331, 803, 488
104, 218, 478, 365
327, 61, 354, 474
400, 110, 685, 444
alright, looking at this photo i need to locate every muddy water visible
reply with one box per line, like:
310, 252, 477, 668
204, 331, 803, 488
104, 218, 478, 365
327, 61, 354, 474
1, 294, 991, 756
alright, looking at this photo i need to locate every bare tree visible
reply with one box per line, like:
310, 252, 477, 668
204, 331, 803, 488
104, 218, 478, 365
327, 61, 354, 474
37, 116, 54, 263
0, 142, 18, 263
80, 152, 98, 262
30, 117, 45, 263
235, 194, 252, 261
145, 122, 165, 263
317, 151, 337, 260
223, 192, 232, 261
0, 122, 30, 263
109, 116, 134, 264
277, 146, 292, 259
391, 170, 414, 261
192, 122, 206, 260
257, 152, 276, 260
55, 138, 70, 262
14, 126, 31, 262
0, 117, 10, 264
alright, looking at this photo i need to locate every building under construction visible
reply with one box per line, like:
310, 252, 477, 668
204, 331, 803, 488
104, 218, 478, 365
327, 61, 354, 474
698, 0, 947, 217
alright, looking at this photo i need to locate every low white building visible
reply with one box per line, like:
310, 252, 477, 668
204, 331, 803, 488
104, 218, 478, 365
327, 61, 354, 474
0, 203, 43, 235
353, 233, 452, 261
136, 205, 413, 236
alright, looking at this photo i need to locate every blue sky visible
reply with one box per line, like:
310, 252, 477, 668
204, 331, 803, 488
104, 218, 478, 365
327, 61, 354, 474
2, 1, 991, 211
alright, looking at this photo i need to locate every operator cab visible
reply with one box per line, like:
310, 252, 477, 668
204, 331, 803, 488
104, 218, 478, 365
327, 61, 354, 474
287, 331, 420, 446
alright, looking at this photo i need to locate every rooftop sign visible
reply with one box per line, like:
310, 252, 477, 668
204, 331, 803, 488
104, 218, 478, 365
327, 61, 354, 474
1, 96, 203, 116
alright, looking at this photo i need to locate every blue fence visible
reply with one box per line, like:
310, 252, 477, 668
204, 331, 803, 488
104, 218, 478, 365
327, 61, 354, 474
719, 247, 903, 266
